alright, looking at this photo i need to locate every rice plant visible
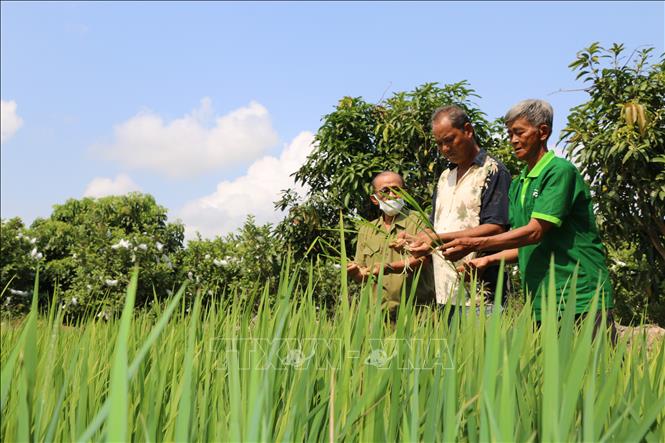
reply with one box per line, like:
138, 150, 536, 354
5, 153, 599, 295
1, 259, 663, 442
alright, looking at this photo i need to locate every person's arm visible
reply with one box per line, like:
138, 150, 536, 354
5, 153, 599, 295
407, 164, 511, 257
347, 262, 368, 282
442, 218, 554, 258
371, 255, 430, 276
444, 161, 578, 259
401, 223, 506, 256
456, 248, 519, 278
436, 224, 506, 244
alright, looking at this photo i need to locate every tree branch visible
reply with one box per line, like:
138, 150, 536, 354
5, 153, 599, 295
647, 225, 665, 262
547, 87, 591, 96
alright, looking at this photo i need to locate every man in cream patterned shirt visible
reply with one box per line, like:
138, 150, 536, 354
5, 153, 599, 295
403, 105, 511, 308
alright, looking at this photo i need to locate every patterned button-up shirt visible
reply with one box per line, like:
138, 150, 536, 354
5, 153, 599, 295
431, 150, 510, 304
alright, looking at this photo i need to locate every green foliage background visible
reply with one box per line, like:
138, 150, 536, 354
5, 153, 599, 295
561, 43, 665, 324
276, 81, 520, 260
1, 43, 663, 325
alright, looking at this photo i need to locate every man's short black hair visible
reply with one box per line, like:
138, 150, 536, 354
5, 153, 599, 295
431, 105, 471, 130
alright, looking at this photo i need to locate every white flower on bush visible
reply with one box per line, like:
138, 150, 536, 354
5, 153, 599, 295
16, 232, 24, 240
187, 271, 193, 280
162, 254, 174, 270
30, 247, 43, 260
137, 243, 148, 251
205, 254, 211, 260
111, 239, 131, 250
9, 289, 28, 296
156, 242, 164, 252
87, 284, 93, 291
30, 237, 37, 244
105, 279, 118, 287
213, 258, 228, 267
71, 297, 78, 305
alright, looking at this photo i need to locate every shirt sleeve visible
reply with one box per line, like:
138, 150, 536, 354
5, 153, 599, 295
354, 224, 367, 264
479, 166, 511, 228
531, 163, 576, 227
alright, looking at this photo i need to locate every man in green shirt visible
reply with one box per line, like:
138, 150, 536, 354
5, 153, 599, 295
347, 171, 435, 310
440, 99, 613, 322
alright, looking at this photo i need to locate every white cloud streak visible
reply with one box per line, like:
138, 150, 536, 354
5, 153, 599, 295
1, 100, 24, 144
96, 98, 279, 178
179, 131, 315, 239
83, 174, 142, 198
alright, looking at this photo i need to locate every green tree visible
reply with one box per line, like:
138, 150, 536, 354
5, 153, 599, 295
1, 217, 38, 314
27, 193, 184, 316
277, 82, 520, 258
561, 43, 665, 323
178, 216, 284, 302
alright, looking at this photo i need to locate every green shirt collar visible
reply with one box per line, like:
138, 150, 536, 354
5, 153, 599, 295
521, 151, 555, 179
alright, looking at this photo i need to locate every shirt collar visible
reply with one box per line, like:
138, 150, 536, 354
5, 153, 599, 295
373, 210, 409, 229
472, 149, 487, 167
448, 148, 487, 170
520, 151, 555, 179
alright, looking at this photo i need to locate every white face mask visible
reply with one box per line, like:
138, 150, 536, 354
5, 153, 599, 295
375, 197, 405, 216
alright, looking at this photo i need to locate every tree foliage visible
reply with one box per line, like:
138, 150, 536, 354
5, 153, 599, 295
177, 216, 284, 301
0, 218, 38, 313
277, 82, 520, 257
1, 193, 184, 317
561, 43, 665, 323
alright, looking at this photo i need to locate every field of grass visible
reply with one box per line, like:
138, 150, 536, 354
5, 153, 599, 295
1, 261, 664, 442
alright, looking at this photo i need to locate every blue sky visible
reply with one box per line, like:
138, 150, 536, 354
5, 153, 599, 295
2, 1, 663, 238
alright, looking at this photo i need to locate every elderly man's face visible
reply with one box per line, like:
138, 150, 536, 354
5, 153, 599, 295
432, 117, 475, 165
371, 174, 404, 204
506, 117, 550, 162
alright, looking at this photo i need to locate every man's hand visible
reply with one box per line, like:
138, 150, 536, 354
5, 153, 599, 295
456, 256, 491, 282
394, 230, 438, 257
441, 237, 483, 261
346, 262, 371, 282
370, 263, 385, 276
391, 232, 420, 252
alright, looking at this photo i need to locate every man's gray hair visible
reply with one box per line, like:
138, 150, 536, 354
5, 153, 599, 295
431, 105, 470, 129
504, 99, 554, 129
371, 171, 404, 191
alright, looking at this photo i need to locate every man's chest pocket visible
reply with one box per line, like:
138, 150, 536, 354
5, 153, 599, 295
520, 183, 540, 217
362, 244, 382, 263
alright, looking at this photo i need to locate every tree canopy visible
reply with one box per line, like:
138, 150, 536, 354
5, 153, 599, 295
562, 43, 664, 322
276, 82, 520, 256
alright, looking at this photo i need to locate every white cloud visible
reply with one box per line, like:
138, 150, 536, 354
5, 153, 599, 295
1, 100, 24, 144
179, 131, 315, 239
83, 174, 142, 198
96, 98, 279, 178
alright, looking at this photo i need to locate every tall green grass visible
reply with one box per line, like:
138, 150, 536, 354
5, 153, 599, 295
1, 259, 663, 442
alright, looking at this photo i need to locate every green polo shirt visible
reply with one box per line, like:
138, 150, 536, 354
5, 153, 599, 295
508, 151, 613, 319
354, 210, 435, 309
